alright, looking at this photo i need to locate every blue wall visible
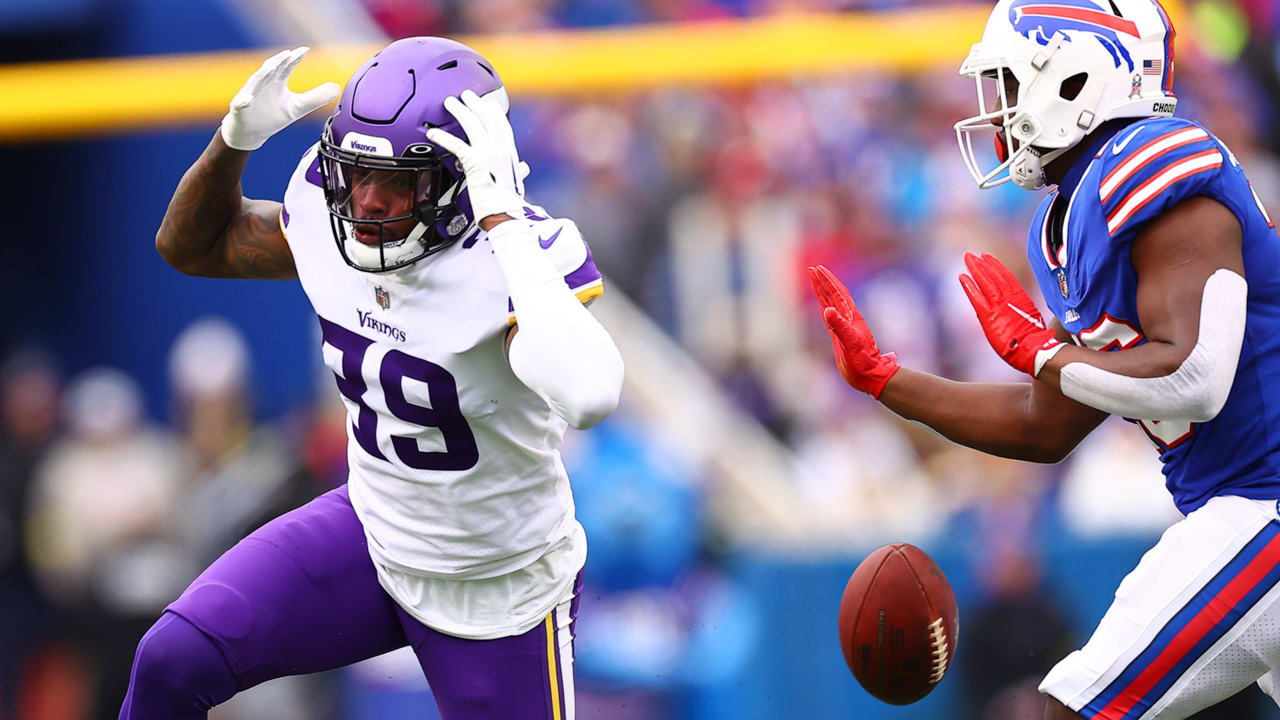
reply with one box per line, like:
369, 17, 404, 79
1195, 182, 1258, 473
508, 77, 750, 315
0, 0, 308, 418
0, 0, 259, 62
0, 122, 328, 421
717, 535, 1151, 720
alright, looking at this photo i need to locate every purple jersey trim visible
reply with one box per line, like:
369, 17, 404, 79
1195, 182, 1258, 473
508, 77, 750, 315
564, 257, 603, 291
281, 203, 291, 228
305, 157, 323, 188
505, 244, 603, 314
568, 570, 582, 651
505, 263, 603, 314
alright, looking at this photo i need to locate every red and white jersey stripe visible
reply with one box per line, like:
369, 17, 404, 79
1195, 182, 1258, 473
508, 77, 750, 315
1098, 119, 1225, 239
1099, 126, 1210, 204
1106, 150, 1224, 235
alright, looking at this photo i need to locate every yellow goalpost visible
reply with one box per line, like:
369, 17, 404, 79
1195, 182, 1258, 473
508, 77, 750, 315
0, 2, 1188, 142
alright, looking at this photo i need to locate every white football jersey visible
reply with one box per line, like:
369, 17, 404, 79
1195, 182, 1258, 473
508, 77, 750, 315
280, 145, 602, 637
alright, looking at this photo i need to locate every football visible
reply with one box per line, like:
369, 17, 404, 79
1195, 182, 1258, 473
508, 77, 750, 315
837, 542, 959, 705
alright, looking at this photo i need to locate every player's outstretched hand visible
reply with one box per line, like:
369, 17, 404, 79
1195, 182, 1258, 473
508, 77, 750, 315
221, 47, 339, 151
958, 252, 1063, 377
808, 265, 900, 399
425, 90, 527, 226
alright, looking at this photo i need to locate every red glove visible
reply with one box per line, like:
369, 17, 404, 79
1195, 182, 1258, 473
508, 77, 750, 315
958, 252, 1064, 377
808, 265, 900, 398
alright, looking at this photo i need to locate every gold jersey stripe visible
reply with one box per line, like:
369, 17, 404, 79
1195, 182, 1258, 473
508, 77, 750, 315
544, 612, 563, 720
507, 280, 604, 326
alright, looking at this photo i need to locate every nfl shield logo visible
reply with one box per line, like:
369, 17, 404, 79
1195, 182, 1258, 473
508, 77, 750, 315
375, 286, 391, 309
1055, 268, 1069, 299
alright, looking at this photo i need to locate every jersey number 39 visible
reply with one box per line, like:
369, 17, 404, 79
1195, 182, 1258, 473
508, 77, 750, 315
320, 317, 480, 471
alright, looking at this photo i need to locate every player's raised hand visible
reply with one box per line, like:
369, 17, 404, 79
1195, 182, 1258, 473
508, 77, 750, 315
958, 252, 1063, 377
221, 47, 339, 151
808, 265, 900, 398
425, 90, 527, 225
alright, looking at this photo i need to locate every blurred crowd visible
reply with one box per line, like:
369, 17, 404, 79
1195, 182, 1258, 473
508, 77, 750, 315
359, 0, 985, 37
0, 321, 347, 719
5, 0, 1280, 718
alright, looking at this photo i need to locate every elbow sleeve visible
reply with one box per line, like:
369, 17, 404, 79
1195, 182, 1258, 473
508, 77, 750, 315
1059, 269, 1246, 422
490, 220, 624, 428
508, 317, 624, 429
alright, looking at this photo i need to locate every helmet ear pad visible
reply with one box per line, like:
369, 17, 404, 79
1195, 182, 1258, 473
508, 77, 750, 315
994, 131, 1008, 163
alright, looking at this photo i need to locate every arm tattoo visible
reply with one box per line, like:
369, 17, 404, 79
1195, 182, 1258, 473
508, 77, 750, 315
157, 131, 296, 280
222, 199, 296, 280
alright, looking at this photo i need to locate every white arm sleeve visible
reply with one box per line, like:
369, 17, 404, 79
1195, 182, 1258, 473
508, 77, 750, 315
488, 220, 624, 429
1059, 269, 1246, 422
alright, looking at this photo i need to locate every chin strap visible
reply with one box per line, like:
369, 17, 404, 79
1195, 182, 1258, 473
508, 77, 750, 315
1011, 144, 1072, 190
345, 220, 430, 270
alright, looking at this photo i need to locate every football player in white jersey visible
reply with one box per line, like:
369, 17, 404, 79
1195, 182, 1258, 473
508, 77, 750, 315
119, 38, 623, 720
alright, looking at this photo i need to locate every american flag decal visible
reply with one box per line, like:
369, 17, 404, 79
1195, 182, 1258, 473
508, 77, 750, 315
1143, 59, 1163, 76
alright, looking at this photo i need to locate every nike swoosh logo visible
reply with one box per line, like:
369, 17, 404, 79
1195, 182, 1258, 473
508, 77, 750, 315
538, 227, 563, 249
1008, 302, 1045, 329
1112, 128, 1143, 155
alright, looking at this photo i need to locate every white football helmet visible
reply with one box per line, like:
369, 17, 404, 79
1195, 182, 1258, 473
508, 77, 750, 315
955, 0, 1178, 190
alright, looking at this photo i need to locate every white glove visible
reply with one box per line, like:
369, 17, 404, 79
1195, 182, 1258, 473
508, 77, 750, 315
220, 47, 339, 151
425, 89, 527, 223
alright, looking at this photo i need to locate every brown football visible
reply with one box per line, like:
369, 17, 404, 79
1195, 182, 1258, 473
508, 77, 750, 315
837, 542, 959, 705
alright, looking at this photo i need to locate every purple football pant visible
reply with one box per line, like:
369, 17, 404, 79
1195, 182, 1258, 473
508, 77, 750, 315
118, 485, 581, 720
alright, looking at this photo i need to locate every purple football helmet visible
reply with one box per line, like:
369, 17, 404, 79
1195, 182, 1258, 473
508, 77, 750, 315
319, 37, 505, 272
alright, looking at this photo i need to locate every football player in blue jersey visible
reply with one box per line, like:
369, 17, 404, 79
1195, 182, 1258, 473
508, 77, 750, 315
812, 1, 1280, 718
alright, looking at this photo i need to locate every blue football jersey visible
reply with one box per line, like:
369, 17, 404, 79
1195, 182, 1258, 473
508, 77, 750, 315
1027, 116, 1280, 513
